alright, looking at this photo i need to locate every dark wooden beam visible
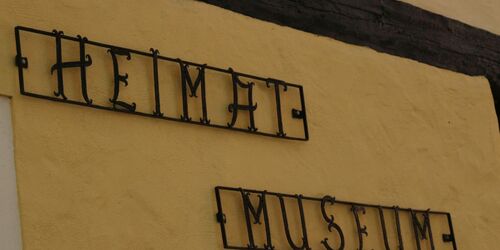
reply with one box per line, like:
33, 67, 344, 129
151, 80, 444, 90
197, 0, 500, 127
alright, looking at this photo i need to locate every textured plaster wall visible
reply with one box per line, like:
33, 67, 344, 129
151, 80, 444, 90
401, 0, 500, 35
0, 0, 499, 249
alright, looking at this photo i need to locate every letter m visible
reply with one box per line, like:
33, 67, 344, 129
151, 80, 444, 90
411, 209, 435, 250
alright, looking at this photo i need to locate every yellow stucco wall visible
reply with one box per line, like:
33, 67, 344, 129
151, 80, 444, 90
0, 0, 499, 249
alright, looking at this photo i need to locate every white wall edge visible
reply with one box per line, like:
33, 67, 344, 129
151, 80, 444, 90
0, 96, 22, 250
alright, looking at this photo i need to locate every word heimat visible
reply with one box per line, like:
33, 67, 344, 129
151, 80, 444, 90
215, 186, 457, 250
14, 26, 308, 140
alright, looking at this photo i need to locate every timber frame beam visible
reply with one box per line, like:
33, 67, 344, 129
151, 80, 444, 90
198, 0, 500, 127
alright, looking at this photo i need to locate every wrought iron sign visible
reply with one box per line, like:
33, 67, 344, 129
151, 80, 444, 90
215, 186, 457, 250
14, 26, 308, 140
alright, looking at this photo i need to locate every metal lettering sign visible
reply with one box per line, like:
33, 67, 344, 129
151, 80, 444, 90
215, 186, 457, 250
14, 26, 309, 140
